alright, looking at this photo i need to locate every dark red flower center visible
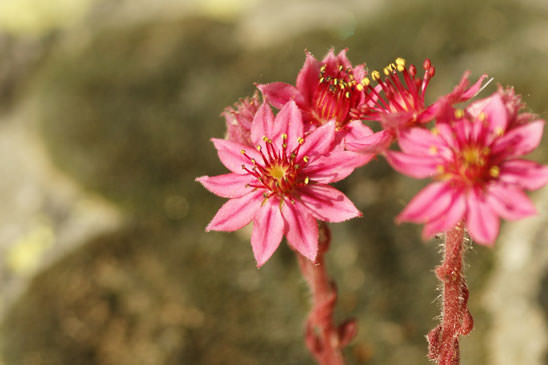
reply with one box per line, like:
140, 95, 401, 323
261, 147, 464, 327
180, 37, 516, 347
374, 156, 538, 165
241, 135, 311, 198
311, 63, 362, 126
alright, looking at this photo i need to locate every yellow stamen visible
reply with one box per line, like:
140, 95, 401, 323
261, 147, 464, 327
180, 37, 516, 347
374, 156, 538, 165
297, 137, 305, 145
371, 70, 381, 81
356, 84, 363, 91
429, 146, 438, 155
431, 127, 439, 136
454, 109, 464, 119
304, 177, 310, 184
489, 166, 500, 178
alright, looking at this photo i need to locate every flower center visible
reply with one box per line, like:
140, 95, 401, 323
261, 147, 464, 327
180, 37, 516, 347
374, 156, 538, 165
241, 134, 310, 198
311, 63, 362, 126
359, 58, 435, 124
438, 145, 500, 186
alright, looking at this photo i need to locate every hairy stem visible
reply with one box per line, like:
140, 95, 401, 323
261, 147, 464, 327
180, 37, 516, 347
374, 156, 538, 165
427, 222, 474, 365
296, 222, 357, 365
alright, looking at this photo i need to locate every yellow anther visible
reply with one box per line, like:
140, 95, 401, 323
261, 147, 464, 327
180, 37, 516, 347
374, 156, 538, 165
489, 166, 500, 178
396, 64, 405, 72
356, 84, 364, 91
334, 79, 338, 85
478, 112, 486, 122
431, 127, 439, 136
338, 65, 343, 71
282, 143, 287, 149
303, 156, 309, 163
262, 136, 269, 142
361, 77, 370, 86
428, 146, 438, 155
371, 70, 381, 81
495, 127, 504, 136
281, 133, 287, 140
256, 145, 262, 151
383, 67, 390, 76
454, 109, 464, 119
240, 149, 246, 154
395, 57, 406, 66
304, 177, 310, 184
297, 137, 305, 144
345, 91, 351, 98
319, 77, 324, 83
320, 64, 326, 72
436, 165, 445, 174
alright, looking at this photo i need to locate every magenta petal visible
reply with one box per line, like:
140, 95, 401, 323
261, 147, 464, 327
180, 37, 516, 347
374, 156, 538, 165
298, 185, 362, 222
466, 189, 500, 245
304, 151, 372, 183
212, 138, 259, 174
282, 201, 318, 261
397, 182, 454, 223
251, 199, 285, 267
398, 127, 444, 155
492, 120, 544, 159
499, 159, 548, 190
206, 191, 262, 232
296, 51, 320, 104
257, 82, 302, 109
345, 129, 394, 153
385, 151, 439, 178
486, 182, 537, 220
250, 102, 275, 146
298, 121, 335, 158
422, 191, 466, 238
275, 100, 304, 150
460, 74, 488, 100
196, 173, 254, 198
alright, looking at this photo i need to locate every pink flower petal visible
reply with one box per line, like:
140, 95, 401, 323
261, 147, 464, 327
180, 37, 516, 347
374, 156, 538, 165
491, 120, 544, 159
257, 82, 303, 109
296, 51, 320, 104
282, 201, 318, 261
385, 151, 440, 178
298, 121, 336, 158
304, 151, 372, 183
398, 127, 445, 156
212, 138, 260, 174
422, 191, 466, 238
206, 191, 262, 232
275, 100, 304, 150
251, 199, 285, 267
466, 188, 500, 245
345, 129, 394, 154
397, 182, 455, 223
196, 173, 254, 198
298, 184, 362, 222
499, 159, 548, 190
250, 102, 275, 146
486, 182, 537, 220
459, 73, 488, 100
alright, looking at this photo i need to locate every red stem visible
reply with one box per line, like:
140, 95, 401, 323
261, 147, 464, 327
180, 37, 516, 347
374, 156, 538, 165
296, 222, 357, 365
427, 222, 474, 365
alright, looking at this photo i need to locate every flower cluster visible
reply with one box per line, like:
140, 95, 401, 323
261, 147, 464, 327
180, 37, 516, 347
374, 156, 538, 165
198, 48, 548, 265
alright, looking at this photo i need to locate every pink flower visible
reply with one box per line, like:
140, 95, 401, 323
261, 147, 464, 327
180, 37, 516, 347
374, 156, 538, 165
258, 49, 380, 152
386, 93, 548, 244
353, 61, 487, 150
222, 90, 261, 146
197, 101, 370, 266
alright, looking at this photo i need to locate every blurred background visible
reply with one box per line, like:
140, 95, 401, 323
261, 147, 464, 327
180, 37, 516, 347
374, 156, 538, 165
1, 0, 548, 364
